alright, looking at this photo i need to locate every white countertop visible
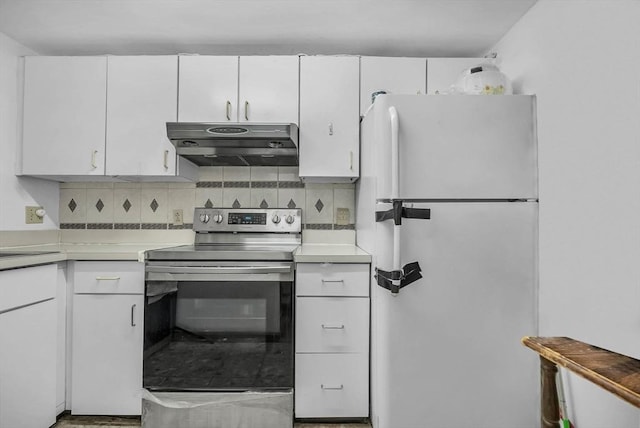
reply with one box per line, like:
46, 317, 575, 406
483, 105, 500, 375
0, 229, 370, 270
1, 242, 371, 270
294, 244, 371, 263
0, 243, 170, 270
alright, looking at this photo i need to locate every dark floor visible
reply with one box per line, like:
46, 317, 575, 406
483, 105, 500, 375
54, 414, 371, 428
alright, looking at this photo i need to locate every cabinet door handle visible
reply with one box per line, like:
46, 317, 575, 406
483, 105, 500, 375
349, 150, 353, 171
328, 122, 334, 136
91, 150, 98, 169
321, 384, 344, 390
226, 100, 232, 121
131, 304, 136, 327
321, 279, 344, 284
164, 150, 169, 170
95, 276, 120, 281
244, 101, 249, 121
321, 324, 345, 330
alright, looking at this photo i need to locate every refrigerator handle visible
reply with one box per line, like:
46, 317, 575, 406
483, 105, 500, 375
389, 106, 399, 200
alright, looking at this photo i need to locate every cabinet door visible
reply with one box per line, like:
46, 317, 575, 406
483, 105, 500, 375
238, 56, 299, 124
22, 56, 107, 176
426, 57, 486, 94
105, 56, 178, 176
71, 294, 144, 415
0, 300, 57, 428
360, 56, 426, 113
0, 264, 57, 428
299, 56, 360, 182
178, 55, 239, 122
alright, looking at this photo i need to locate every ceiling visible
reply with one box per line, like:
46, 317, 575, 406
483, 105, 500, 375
0, 0, 538, 57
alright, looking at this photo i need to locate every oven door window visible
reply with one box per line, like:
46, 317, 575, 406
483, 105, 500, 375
144, 278, 293, 392
176, 281, 280, 335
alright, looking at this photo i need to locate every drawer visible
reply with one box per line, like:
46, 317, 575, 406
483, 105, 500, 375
72, 261, 144, 294
295, 353, 368, 418
0, 264, 56, 312
296, 263, 369, 297
296, 297, 369, 353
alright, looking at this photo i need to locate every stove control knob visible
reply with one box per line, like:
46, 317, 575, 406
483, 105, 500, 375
285, 215, 295, 225
213, 214, 224, 224
272, 214, 281, 224
199, 213, 210, 224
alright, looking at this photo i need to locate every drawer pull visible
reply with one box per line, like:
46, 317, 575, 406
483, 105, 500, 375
321, 324, 345, 330
321, 279, 344, 284
131, 304, 136, 327
321, 384, 344, 390
95, 276, 121, 281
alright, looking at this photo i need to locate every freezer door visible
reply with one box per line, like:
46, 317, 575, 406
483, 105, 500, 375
372, 95, 538, 200
372, 202, 538, 428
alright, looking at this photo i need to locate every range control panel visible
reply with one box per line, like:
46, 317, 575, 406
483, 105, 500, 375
193, 208, 302, 233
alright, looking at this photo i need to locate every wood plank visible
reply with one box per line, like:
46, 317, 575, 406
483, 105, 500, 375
522, 336, 640, 407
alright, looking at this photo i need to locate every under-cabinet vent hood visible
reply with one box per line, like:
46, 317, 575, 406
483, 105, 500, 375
167, 122, 298, 167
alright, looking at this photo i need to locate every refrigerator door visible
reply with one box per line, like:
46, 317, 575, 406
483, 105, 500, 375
372, 95, 538, 200
372, 201, 538, 428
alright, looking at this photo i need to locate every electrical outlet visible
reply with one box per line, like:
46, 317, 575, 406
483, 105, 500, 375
172, 209, 184, 226
336, 207, 350, 226
25, 206, 44, 224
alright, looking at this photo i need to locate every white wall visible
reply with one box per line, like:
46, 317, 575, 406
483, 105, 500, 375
492, 1, 640, 426
0, 32, 58, 231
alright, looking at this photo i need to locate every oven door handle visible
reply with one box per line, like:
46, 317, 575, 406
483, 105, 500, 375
146, 265, 293, 275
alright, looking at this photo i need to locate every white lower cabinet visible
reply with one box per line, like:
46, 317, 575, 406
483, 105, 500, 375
295, 263, 370, 419
295, 353, 369, 418
0, 264, 57, 428
70, 261, 144, 415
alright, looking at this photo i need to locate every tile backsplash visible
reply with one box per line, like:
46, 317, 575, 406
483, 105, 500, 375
59, 167, 355, 230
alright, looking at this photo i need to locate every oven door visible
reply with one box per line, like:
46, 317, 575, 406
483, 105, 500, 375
144, 261, 294, 392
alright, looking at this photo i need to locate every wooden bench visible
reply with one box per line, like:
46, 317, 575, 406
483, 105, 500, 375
522, 336, 640, 428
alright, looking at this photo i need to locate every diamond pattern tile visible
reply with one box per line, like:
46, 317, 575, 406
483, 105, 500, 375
287, 199, 296, 209
315, 199, 324, 213
95, 199, 104, 212
150, 199, 159, 213
232, 199, 241, 209
260, 199, 269, 209
122, 199, 132, 212
68, 199, 77, 212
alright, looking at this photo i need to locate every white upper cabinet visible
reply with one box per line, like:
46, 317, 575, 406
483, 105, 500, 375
426, 57, 486, 94
178, 56, 239, 122
238, 56, 299, 124
178, 55, 299, 124
360, 56, 426, 114
299, 56, 360, 183
22, 56, 107, 176
105, 56, 183, 177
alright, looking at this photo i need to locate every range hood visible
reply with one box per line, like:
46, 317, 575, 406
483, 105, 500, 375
167, 122, 298, 167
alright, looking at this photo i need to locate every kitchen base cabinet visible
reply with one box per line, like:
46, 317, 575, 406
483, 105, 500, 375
0, 264, 57, 428
70, 261, 144, 415
294, 262, 370, 419
295, 353, 369, 418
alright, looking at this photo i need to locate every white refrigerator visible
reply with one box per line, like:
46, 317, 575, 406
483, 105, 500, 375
356, 95, 539, 428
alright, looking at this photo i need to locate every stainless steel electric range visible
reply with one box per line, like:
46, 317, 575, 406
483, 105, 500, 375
144, 207, 301, 392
